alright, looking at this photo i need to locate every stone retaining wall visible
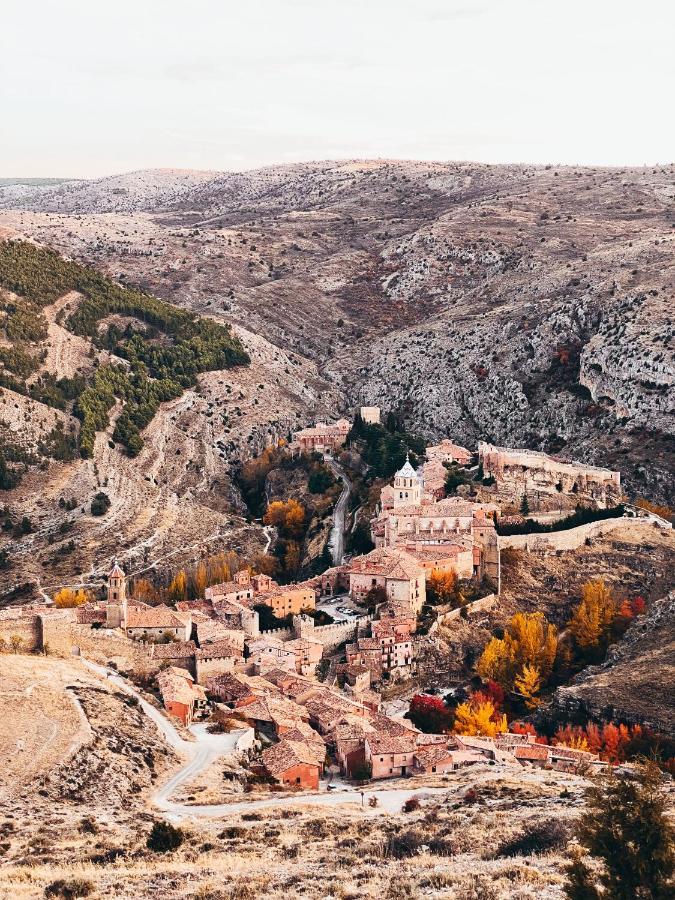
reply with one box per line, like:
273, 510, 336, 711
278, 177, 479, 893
430, 593, 498, 631
498, 515, 671, 553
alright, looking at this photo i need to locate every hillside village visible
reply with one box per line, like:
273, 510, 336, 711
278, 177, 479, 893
2, 406, 672, 799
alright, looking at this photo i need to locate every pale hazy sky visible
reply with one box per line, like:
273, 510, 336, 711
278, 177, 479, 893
2, 0, 673, 177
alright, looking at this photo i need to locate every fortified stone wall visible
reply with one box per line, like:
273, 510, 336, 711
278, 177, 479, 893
64, 624, 156, 672
0, 610, 41, 650
296, 614, 372, 652
498, 516, 671, 553
430, 593, 498, 630
259, 626, 294, 641
195, 654, 238, 684
479, 441, 621, 508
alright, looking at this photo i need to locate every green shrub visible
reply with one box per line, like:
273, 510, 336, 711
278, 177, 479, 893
147, 820, 185, 853
90, 491, 111, 516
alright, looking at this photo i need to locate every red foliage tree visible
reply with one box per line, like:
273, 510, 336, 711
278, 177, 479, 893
407, 694, 454, 733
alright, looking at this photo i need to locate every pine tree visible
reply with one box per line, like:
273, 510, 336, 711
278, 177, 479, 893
565, 762, 674, 900
520, 494, 530, 516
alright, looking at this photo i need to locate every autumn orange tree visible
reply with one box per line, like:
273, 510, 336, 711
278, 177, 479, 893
132, 577, 161, 604
426, 571, 458, 606
264, 499, 306, 539
167, 570, 188, 604
53, 587, 90, 608
477, 611, 557, 698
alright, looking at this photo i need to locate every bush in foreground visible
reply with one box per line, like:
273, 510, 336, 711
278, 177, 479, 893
147, 820, 184, 853
44, 879, 94, 899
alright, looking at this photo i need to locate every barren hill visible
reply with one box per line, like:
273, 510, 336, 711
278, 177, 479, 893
0, 160, 673, 595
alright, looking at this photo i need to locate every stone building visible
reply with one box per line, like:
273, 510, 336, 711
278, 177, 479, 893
291, 418, 351, 454
478, 441, 621, 509
359, 406, 381, 425
345, 547, 426, 614
426, 439, 472, 467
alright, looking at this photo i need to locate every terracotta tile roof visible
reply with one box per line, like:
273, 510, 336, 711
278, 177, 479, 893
514, 744, 550, 761
157, 670, 204, 706
414, 746, 454, 769
150, 640, 197, 660
163, 666, 194, 681
367, 732, 418, 755
283, 721, 326, 749
235, 695, 308, 728
205, 673, 254, 700
262, 739, 323, 776
347, 548, 424, 581
125, 603, 187, 630
195, 640, 244, 659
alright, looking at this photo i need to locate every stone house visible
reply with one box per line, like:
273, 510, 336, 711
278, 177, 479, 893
248, 636, 297, 673
156, 667, 207, 726
261, 739, 323, 789
425, 439, 472, 467
346, 547, 426, 614
256, 585, 316, 618
365, 732, 418, 779
284, 637, 324, 675
124, 603, 192, 642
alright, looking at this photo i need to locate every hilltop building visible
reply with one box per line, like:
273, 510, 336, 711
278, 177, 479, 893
370, 459, 500, 589
291, 418, 351, 454
478, 441, 621, 509
359, 406, 381, 425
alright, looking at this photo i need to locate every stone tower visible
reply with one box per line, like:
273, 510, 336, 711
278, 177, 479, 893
106, 561, 127, 628
393, 454, 422, 508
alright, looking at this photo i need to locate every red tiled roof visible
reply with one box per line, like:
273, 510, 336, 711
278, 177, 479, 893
262, 739, 323, 776
125, 603, 187, 629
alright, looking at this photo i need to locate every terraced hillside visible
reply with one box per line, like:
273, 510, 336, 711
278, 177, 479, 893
0, 237, 340, 600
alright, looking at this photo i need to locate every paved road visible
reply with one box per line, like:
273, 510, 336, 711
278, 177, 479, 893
325, 456, 351, 566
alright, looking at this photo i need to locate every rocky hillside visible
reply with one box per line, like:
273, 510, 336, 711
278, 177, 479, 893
0, 161, 673, 597
546, 592, 675, 735
0, 236, 340, 601
1, 160, 672, 507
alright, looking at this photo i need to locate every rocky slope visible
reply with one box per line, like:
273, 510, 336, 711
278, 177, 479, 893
2, 160, 672, 507
0, 161, 673, 597
546, 592, 675, 734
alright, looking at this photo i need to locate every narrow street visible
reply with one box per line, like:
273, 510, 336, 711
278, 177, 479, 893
324, 455, 351, 566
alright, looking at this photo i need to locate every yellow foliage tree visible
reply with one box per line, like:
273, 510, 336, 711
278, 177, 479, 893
192, 562, 208, 599
53, 587, 89, 608
476, 636, 516, 687
264, 499, 306, 539
167, 569, 187, 604
427, 571, 458, 606
132, 578, 160, 604
569, 578, 617, 650
477, 611, 557, 691
514, 663, 542, 709
454, 697, 508, 738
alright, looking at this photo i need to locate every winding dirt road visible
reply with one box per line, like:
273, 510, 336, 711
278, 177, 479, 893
80, 658, 449, 820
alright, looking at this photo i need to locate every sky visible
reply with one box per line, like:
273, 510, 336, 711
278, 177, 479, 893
1, 0, 673, 177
